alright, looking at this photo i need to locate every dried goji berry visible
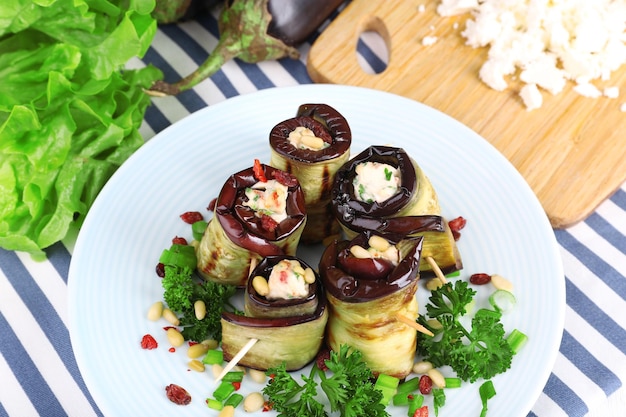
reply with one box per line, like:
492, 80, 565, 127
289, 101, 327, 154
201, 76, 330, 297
155, 262, 165, 277
140, 334, 158, 350
263, 401, 273, 411
419, 374, 433, 395
449, 216, 467, 241
261, 214, 278, 232
165, 384, 191, 405
253, 159, 267, 182
180, 211, 203, 224
172, 236, 188, 245
232, 381, 241, 391
272, 170, 298, 187
315, 347, 331, 371
470, 273, 492, 285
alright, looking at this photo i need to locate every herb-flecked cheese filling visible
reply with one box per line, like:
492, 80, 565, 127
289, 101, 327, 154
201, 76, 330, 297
267, 259, 310, 300
243, 179, 289, 223
352, 162, 401, 204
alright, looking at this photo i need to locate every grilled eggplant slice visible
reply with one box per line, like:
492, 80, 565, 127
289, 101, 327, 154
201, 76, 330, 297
196, 163, 306, 286
220, 255, 328, 371
269, 103, 351, 243
331, 145, 462, 277
319, 232, 424, 378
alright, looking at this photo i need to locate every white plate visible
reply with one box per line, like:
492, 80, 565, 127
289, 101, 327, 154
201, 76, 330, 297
68, 85, 564, 417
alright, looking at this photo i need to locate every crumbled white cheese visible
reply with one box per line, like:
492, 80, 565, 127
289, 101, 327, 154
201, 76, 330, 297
288, 126, 329, 151
266, 259, 309, 300
418, 4, 426, 13
244, 179, 289, 223
519, 84, 543, 111
353, 162, 401, 204
438, 0, 626, 110
422, 36, 438, 46
573, 82, 602, 98
621, 103, 626, 112
604, 86, 620, 99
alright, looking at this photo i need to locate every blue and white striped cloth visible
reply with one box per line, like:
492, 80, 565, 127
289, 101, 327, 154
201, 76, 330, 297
1, 6, 625, 417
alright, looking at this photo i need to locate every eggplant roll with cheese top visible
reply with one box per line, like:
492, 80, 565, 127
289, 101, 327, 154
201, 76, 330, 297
269, 103, 351, 243
319, 232, 424, 378
331, 145, 462, 277
220, 255, 328, 371
196, 163, 306, 286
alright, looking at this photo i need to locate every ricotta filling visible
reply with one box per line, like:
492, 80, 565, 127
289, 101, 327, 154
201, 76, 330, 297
353, 162, 401, 204
266, 259, 310, 300
288, 126, 330, 151
243, 179, 288, 223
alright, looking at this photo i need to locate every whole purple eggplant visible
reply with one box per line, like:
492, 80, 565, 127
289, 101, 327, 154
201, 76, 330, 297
150, 0, 345, 95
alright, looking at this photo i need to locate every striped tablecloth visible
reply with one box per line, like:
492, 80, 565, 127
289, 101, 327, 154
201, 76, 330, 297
1, 6, 625, 417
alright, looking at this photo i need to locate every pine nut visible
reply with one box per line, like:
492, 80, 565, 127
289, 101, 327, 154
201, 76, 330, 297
426, 278, 443, 291
187, 343, 209, 358
491, 274, 514, 292
201, 339, 219, 350
426, 318, 443, 330
304, 267, 316, 284
166, 327, 184, 347
349, 245, 371, 259
252, 276, 270, 296
147, 301, 163, 321
412, 361, 434, 374
218, 405, 235, 417
162, 308, 180, 326
243, 392, 265, 412
368, 235, 390, 252
248, 368, 267, 384
212, 364, 224, 379
427, 368, 446, 388
194, 300, 206, 320
188, 359, 205, 372
293, 264, 306, 277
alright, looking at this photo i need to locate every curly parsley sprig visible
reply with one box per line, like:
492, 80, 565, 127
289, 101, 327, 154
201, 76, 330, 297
417, 280, 514, 383
263, 345, 389, 417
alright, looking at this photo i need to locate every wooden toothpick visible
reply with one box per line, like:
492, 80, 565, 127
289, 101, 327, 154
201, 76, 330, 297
426, 256, 448, 285
395, 313, 434, 337
214, 338, 258, 384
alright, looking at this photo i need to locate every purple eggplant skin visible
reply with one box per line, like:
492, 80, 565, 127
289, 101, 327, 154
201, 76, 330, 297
266, 0, 346, 46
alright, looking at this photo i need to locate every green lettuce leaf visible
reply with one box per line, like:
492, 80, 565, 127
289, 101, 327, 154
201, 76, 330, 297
0, 0, 163, 259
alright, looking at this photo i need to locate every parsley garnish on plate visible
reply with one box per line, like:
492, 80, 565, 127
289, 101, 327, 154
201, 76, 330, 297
417, 280, 514, 383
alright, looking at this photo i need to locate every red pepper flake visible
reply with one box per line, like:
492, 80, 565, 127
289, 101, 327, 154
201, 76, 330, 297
232, 381, 241, 391
169, 347, 176, 353
412, 405, 429, 417
253, 159, 267, 182
163, 326, 177, 331
262, 401, 273, 412
140, 334, 158, 350
188, 341, 199, 346
180, 211, 203, 224
165, 384, 191, 405
172, 236, 188, 245
272, 170, 298, 187
261, 214, 278, 232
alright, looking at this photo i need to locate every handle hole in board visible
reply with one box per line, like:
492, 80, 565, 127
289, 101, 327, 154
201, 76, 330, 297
356, 15, 390, 75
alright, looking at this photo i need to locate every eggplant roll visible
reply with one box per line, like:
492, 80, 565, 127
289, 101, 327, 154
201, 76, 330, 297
220, 255, 328, 371
319, 232, 424, 378
331, 145, 462, 277
196, 163, 306, 286
269, 103, 351, 243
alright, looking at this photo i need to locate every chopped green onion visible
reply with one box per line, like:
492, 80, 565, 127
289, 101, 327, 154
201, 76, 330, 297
444, 377, 462, 388
396, 376, 421, 394
192, 220, 208, 241
407, 394, 424, 416
213, 381, 235, 401
479, 380, 497, 417
489, 289, 517, 313
159, 244, 197, 269
506, 329, 529, 353
392, 392, 412, 406
445, 270, 461, 278
202, 349, 224, 365
433, 388, 446, 416
222, 371, 245, 383
224, 393, 244, 408
375, 374, 399, 404
206, 398, 223, 410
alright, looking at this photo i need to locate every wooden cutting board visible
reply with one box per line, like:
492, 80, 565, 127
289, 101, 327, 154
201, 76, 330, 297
307, 0, 626, 228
